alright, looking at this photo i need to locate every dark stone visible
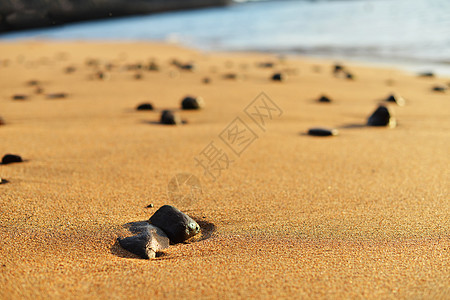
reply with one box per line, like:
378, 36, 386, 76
385, 93, 405, 106
257, 62, 274, 68
64, 66, 76, 74
345, 72, 354, 80
12, 94, 28, 100
418, 72, 434, 78
134, 73, 143, 80
1, 154, 23, 165
333, 64, 344, 74
271, 73, 285, 81
179, 63, 195, 71
136, 103, 154, 111
0, 178, 9, 184
222, 73, 238, 80
147, 61, 159, 71
146, 203, 154, 208
46, 93, 67, 99
318, 95, 332, 103
149, 205, 200, 244
367, 105, 396, 127
202, 77, 211, 84
181, 96, 204, 110
26, 80, 40, 86
0, 116, 5, 125
118, 224, 169, 259
35, 86, 44, 94
307, 127, 338, 137
160, 110, 182, 125
431, 85, 447, 92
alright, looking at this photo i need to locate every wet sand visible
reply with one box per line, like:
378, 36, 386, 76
0, 41, 449, 299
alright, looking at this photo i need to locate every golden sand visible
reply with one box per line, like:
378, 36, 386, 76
0, 41, 449, 299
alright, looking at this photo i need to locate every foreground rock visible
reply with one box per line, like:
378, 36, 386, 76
118, 224, 169, 259
307, 127, 338, 137
149, 205, 200, 244
317, 95, 332, 103
367, 105, 396, 128
1, 154, 23, 165
181, 96, 205, 110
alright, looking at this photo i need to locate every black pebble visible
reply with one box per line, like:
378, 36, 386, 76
333, 64, 344, 75
418, 72, 434, 78
345, 72, 354, 80
1, 154, 23, 165
136, 103, 154, 111
271, 73, 285, 81
385, 93, 405, 106
46, 93, 67, 99
149, 205, 200, 244
367, 105, 396, 127
181, 96, 205, 110
146, 203, 154, 208
160, 110, 182, 125
12, 94, 28, 100
0, 178, 9, 184
147, 61, 159, 71
431, 85, 447, 92
318, 95, 332, 103
307, 127, 338, 137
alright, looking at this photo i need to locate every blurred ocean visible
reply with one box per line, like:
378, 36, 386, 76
2, 0, 450, 74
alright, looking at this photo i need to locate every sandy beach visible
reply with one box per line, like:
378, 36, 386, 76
0, 41, 449, 299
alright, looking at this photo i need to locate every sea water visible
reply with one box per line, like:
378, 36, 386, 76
1, 0, 450, 74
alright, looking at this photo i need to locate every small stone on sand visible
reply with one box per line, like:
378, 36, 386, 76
307, 128, 338, 137
160, 110, 182, 125
0, 116, 5, 125
318, 95, 332, 103
418, 72, 434, 78
118, 224, 169, 259
149, 205, 200, 244
367, 105, 396, 128
271, 73, 285, 81
181, 96, 205, 110
1, 154, 23, 165
46, 93, 67, 99
12, 94, 28, 100
385, 93, 405, 106
431, 85, 447, 92
136, 103, 154, 111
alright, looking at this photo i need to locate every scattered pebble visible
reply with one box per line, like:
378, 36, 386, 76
46, 93, 67, 99
149, 205, 200, 244
0, 116, 5, 125
146, 203, 154, 208
307, 127, 338, 137
271, 73, 286, 81
1, 154, 23, 165
431, 85, 447, 93
160, 110, 182, 125
35, 87, 44, 94
385, 93, 405, 106
147, 61, 159, 71
12, 94, 28, 100
418, 71, 434, 78
134, 73, 143, 80
257, 62, 274, 68
333, 63, 344, 75
136, 103, 154, 111
64, 66, 76, 74
181, 96, 205, 110
0, 178, 9, 184
345, 72, 354, 80
367, 105, 396, 128
222, 73, 239, 80
317, 95, 332, 103
118, 224, 169, 259
202, 77, 211, 84
26, 80, 40, 86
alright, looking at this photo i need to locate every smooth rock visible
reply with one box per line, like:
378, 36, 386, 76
118, 224, 169, 259
385, 93, 405, 106
12, 94, 28, 100
307, 127, 338, 137
367, 105, 396, 128
160, 110, 182, 125
418, 72, 434, 78
181, 96, 204, 110
2, 154, 23, 165
318, 95, 332, 103
149, 205, 200, 244
432, 85, 447, 92
136, 103, 154, 111
271, 73, 285, 81
46, 93, 67, 99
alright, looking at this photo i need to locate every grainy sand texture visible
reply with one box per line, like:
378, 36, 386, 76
0, 41, 449, 299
